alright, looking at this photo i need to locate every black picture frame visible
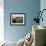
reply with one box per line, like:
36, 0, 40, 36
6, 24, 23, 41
10, 13, 26, 26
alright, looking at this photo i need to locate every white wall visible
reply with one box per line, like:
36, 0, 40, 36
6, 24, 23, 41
0, 0, 4, 42
40, 0, 46, 9
40, 0, 46, 27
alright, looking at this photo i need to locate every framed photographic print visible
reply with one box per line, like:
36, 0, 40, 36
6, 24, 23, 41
10, 13, 25, 25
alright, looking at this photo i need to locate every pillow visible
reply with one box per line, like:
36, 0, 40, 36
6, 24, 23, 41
23, 32, 34, 46
17, 37, 25, 46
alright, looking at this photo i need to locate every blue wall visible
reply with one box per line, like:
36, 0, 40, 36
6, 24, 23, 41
4, 0, 40, 42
